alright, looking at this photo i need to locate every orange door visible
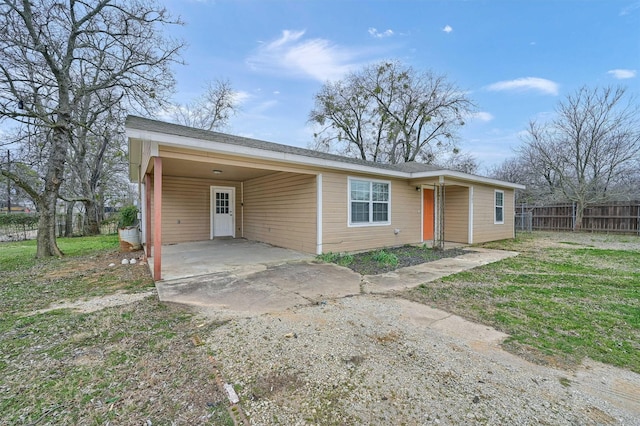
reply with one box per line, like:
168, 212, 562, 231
423, 189, 434, 240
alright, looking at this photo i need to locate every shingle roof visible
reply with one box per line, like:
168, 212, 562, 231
126, 115, 443, 174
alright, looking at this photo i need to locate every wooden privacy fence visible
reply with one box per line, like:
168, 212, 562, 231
515, 202, 640, 234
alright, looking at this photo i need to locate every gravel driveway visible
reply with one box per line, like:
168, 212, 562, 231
192, 232, 640, 425
202, 293, 639, 425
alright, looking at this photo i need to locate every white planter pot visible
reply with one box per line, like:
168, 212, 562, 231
118, 227, 141, 252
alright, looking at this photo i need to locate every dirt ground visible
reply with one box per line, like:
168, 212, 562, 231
35, 232, 639, 424
11, 234, 640, 424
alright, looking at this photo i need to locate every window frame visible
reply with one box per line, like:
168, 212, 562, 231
494, 190, 505, 225
348, 177, 391, 227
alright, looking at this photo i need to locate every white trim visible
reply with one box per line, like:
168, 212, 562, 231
127, 128, 408, 178
419, 186, 424, 242
240, 182, 244, 238
149, 140, 159, 157
316, 174, 323, 255
127, 127, 525, 190
140, 181, 147, 243
494, 189, 505, 225
412, 170, 526, 190
468, 186, 474, 244
347, 177, 391, 227
210, 186, 236, 238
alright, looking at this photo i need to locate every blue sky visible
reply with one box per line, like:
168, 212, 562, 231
162, 0, 640, 171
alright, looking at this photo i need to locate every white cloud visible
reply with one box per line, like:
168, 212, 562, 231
442, 25, 453, 33
368, 28, 394, 38
620, 1, 640, 16
486, 77, 559, 96
231, 90, 251, 105
607, 69, 637, 79
250, 100, 278, 114
470, 111, 494, 122
247, 30, 360, 82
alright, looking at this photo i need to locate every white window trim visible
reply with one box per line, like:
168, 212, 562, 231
348, 177, 391, 227
494, 189, 505, 225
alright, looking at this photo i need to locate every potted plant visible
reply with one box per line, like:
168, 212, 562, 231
118, 205, 141, 251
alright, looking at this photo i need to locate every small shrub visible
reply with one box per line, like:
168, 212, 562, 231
317, 252, 354, 267
372, 250, 398, 267
336, 253, 354, 266
118, 205, 138, 228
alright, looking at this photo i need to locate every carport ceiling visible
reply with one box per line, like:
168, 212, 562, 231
160, 158, 278, 181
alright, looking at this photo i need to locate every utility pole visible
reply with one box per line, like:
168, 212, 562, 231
6, 150, 10, 214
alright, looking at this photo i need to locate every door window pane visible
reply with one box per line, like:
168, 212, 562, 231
216, 192, 229, 214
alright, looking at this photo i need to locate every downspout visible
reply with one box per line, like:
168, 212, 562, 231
468, 185, 474, 244
316, 173, 323, 255
241, 182, 244, 238
419, 185, 423, 243
138, 164, 143, 243
434, 176, 445, 250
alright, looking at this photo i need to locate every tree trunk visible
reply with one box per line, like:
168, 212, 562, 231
83, 199, 101, 236
574, 201, 584, 231
36, 124, 68, 257
64, 201, 75, 237
36, 189, 63, 257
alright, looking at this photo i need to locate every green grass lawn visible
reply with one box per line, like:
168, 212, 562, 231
405, 233, 640, 373
0, 235, 233, 425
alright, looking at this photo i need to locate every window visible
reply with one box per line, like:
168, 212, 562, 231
494, 190, 504, 224
349, 178, 390, 226
215, 192, 229, 214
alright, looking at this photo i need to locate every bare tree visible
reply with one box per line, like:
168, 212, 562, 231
171, 79, 238, 131
309, 61, 475, 165
0, 0, 183, 257
490, 156, 562, 205
64, 99, 129, 236
436, 149, 478, 174
520, 86, 640, 228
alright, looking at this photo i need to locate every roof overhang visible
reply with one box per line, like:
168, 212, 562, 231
126, 125, 525, 190
126, 126, 409, 179
410, 170, 526, 190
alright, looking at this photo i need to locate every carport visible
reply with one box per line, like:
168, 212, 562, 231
148, 238, 313, 282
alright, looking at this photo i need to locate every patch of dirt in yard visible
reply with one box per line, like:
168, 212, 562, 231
516, 231, 640, 251
27, 289, 156, 315
346, 245, 468, 275
43, 249, 148, 283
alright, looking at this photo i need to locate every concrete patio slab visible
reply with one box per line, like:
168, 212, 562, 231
156, 261, 362, 315
153, 239, 519, 317
149, 238, 314, 281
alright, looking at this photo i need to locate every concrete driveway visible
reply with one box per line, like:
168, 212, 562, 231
155, 239, 518, 316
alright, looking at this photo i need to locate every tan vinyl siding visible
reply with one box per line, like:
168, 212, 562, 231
472, 185, 515, 243
322, 171, 421, 253
243, 172, 317, 253
443, 185, 469, 243
150, 176, 241, 244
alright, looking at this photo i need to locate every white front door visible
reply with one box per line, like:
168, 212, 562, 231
211, 186, 235, 238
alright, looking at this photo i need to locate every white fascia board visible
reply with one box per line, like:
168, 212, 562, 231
410, 170, 526, 190
126, 127, 525, 189
126, 128, 409, 178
